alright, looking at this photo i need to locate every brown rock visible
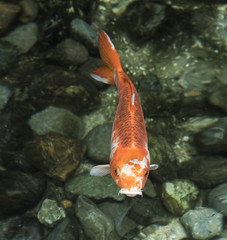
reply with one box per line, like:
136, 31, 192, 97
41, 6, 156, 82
26, 133, 86, 181
28, 65, 100, 114
19, 0, 39, 23
47, 38, 89, 66
0, 2, 21, 36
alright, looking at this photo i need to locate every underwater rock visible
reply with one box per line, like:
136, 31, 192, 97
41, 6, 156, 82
19, 0, 39, 23
0, 84, 11, 110
85, 123, 112, 164
47, 38, 89, 66
98, 201, 136, 237
119, 1, 166, 38
91, 0, 135, 31
173, 134, 197, 166
75, 195, 115, 240
162, 179, 199, 216
0, 110, 35, 172
82, 86, 118, 137
0, 41, 18, 75
194, 117, 227, 153
28, 106, 83, 138
1, 22, 38, 54
177, 61, 216, 93
73, 161, 94, 176
41, 181, 67, 207
179, 155, 227, 188
176, 61, 222, 116
29, 66, 100, 113
70, 18, 98, 55
209, 87, 227, 112
139, 73, 182, 117
44, 218, 79, 240
208, 182, 227, 217
133, 217, 187, 240
192, 4, 227, 50
143, 178, 157, 198
0, 214, 42, 240
65, 174, 125, 201
26, 133, 86, 182
128, 198, 171, 226
181, 207, 223, 240
78, 57, 103, 84
37, 199, 66, 227
147, 134, 177, 182
0, 170, 46, 218
0, 2, 20, 36
181, 116, 219, 134
91, 0, 166, 39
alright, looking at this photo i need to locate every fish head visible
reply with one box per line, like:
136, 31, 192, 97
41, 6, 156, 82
111, 151, 150, 197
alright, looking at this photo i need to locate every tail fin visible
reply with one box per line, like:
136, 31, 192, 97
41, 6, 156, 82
90, 30, 122, 85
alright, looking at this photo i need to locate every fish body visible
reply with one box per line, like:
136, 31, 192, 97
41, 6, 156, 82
90, 30, 158, 197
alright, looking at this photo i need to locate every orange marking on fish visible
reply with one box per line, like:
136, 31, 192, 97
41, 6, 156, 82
89, 30, 158, 197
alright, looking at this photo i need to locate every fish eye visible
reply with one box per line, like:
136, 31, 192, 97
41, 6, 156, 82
144, 171, 148, 177
114, 168, 120, 176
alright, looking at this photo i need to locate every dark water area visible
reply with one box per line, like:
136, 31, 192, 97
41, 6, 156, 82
0, 0, 227, 239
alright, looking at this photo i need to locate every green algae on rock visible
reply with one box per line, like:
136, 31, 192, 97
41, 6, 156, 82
181, 207, 223, 240
132, 217, 187, 240
65, 174, 125, 201
75, 195, 115, 240
162, 179, 199, 216
37, 199, 66, 227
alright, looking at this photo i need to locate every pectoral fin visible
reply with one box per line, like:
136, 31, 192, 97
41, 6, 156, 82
90, 164, 111, 176
150, 164, 159, 171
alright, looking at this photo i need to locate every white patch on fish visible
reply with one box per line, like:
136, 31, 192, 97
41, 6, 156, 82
103, 31, 115, 50
145, 144, 158, 169
131, 93, 135, 106
121, 163, 136, 177
90, 73, 109, 84
130, 158, 148, 174
144, 144, 150, 163
110, 131, 119, 159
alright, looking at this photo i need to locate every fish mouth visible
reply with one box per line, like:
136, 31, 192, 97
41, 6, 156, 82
119, 188, 143, 197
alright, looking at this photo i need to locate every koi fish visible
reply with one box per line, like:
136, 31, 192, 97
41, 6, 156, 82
90, 30, 158, 197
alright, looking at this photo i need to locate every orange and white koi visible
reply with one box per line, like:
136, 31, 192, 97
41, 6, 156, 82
90, 30, 158, 197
